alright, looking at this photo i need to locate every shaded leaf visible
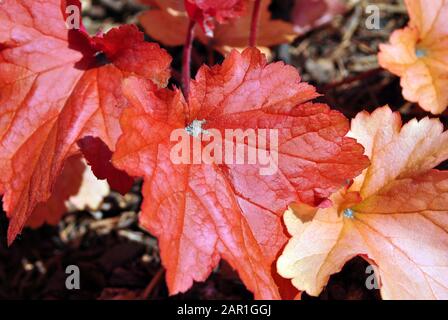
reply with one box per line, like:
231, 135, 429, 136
78, 136, 134, 195
291, 0, 346, 34
26, 155, 85, 228
139, 0, 296, 55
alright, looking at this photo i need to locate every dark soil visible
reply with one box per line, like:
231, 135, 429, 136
0, 189, 379, 300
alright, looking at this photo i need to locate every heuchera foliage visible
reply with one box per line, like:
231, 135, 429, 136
26, 155, 85, 228
184, 0, 247, 36
5, 0, 447, 302
0, 0, 171, 244
112, 48, 369, 299
278, 106, 448, 299
140, 0, 296, 56
139, 0, 346, 56
379, 0, 448, 114
27, 154, 110, 228
78, 136, 134, 195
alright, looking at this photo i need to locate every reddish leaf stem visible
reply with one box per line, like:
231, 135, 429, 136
141, 268, 165, 299
182, 20, 196, 100
249, 0, 262, 47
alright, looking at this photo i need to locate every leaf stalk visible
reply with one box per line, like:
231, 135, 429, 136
182, 20, 196, 101
249, 0, 262, 47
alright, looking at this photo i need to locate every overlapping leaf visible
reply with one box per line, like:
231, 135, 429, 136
139, 0, 296, 55
291, 0, 346, 34
184, 0, 247, 36
0, 0, 171, 243
26, 155, 85, 228
78, 136, 134, 195
27, 155, 110, 228
278, 106, 448, 299
112, 47, 369, 299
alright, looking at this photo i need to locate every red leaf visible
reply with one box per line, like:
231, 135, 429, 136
184, 0, 247, 36
113, 48, 369, 299
78, 136, 134, 195
0, 0, 171, 244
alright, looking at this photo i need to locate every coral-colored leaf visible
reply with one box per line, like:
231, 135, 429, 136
278, 106, 448, 299
0, 0, 171, 244
112, 48, 368, 299
184, 0, 246, 36
27, 155, 110, 228
139, 0, 296, 55
378, 0, 448, 114
78, 136, 134, 195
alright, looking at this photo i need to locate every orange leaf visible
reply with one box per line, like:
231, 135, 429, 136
0, 0, 171, 244
27, 155, 110, 228
139, 0, 296, 55
278, 106, 448, 299
378, 0, 448, 114
26, 155, 85, 228
112, 48, 368, 299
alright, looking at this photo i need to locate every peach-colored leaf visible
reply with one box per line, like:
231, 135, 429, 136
278, 105, 448, 299
67, 162, 110, 212
378, 0, 448, 114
